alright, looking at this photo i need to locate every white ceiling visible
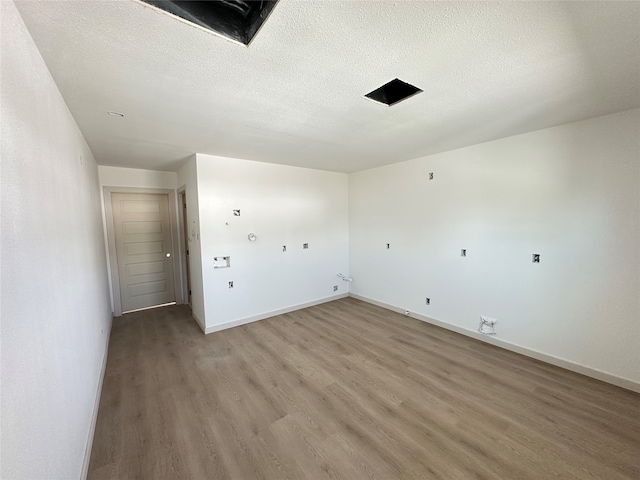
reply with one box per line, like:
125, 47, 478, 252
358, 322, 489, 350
15, 0, 640, 173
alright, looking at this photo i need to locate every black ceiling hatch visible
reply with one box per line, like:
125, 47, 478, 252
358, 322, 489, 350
365, 78, 423, 106
141, 0, 279, 45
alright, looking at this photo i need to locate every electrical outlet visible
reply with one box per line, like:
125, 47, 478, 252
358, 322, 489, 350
233, 209, 240, 216
386, 243, 390, 249
303, 243, 308, 249
282, 245, 286, 252
461, 249, 467, 257
228, 281, 234, 288
429, 172, 434, 180
532, 254, 540, 263
426, 297, 430, 305
404, 310, 410, 316
333, 285, 338, 292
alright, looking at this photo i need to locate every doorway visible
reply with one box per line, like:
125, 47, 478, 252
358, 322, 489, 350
111, 192, 176, 313
180, 191, 192, 306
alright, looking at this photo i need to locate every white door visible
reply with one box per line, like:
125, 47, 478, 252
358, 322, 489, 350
111, 193, 176, 313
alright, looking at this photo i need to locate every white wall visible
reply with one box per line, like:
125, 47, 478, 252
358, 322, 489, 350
195, 154, 349, 332
177, 155, 206, 328
98, 165, 177, 190
1, 1, 113, 478
349, 109, 640, 389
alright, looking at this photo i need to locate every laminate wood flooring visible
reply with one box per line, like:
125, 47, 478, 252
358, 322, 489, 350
88, 298, 640, 479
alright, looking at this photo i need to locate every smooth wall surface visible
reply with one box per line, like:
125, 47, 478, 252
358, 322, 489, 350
98, 165, 178, 190
196, 154, 349, 330
1, 1, 112, 478
349, 109, 640, 385
177, 155, 206, 327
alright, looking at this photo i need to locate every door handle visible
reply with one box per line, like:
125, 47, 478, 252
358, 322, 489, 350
166, 253, 171, 258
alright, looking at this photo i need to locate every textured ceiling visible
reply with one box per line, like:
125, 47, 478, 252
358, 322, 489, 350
15, 0, 640, 173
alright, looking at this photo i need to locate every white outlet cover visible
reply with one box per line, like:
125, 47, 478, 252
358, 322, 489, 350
214, 256, 230, 268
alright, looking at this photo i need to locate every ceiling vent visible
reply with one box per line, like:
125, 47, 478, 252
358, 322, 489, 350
365, 78, 423, 106
140, 0, 279, 46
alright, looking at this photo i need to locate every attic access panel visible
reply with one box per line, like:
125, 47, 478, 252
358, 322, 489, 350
365, 78, 423, 106
141, 0, 279, 45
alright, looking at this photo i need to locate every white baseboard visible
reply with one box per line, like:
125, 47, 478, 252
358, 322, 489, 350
350, 293, 640, 394
204, 293, 349, 335
81, 314, 113, 479
193, 311, 206, 333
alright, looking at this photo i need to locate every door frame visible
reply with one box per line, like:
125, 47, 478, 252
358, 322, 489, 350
103, 187, 185, 316
177, 188, 191, 307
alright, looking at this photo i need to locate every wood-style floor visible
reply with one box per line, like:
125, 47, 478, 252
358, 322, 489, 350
88, 298, 640, 479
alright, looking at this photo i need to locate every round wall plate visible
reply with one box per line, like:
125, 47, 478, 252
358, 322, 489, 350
248, 233, 257, 242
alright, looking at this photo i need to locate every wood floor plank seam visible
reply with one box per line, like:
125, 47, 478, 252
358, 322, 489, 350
88, 298, 640, 480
